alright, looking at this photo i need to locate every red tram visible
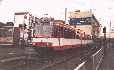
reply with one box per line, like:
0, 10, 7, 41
31, 22, 94, 51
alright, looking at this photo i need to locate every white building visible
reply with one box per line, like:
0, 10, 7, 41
69, 10, 100, 38
14, 12, 29, 27
14, 12, 34, 40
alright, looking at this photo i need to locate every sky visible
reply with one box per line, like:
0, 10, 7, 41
0, 0, 114, 33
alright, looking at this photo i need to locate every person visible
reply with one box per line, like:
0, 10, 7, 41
27, 29, 32, 42
76, 29, 80, 39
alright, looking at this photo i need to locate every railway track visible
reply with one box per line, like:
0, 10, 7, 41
39, 44, 100, 70
0, 44, 101, 70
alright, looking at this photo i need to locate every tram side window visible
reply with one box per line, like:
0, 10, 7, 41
64, 28, 72, 38
64, 28, 68, 38
67, 30, 70, 38
68, 30, 72, 38
53, 26, 61, 38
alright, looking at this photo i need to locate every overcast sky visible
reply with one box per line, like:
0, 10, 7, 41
0, 0, 113, 28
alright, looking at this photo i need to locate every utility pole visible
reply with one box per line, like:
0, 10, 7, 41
0, 0, 3, 4
23, 15, 27, 39
110, 21, 111, 38
103, 26, 107, 45
65, 8, 67, 24
23, 20, 25, 40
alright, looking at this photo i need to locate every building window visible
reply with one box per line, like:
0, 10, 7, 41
77, 23, 81, 24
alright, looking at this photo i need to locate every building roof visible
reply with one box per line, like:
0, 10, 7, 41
69, 11, 93, 18
15, 12, 29, 15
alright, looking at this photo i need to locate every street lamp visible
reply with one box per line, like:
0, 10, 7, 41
23, 15, 27, 40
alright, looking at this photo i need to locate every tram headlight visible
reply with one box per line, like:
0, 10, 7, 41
32, 43, 35, 45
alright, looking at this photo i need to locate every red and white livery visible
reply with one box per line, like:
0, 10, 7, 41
31, 22, 94, 51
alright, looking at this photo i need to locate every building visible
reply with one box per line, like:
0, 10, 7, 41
69, 10, 100, 37
14, 12, 37, 27
14, 12, 34, 40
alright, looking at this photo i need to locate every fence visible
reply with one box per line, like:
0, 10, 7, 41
74, 46, 104, 70
74, 62, 86, 70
